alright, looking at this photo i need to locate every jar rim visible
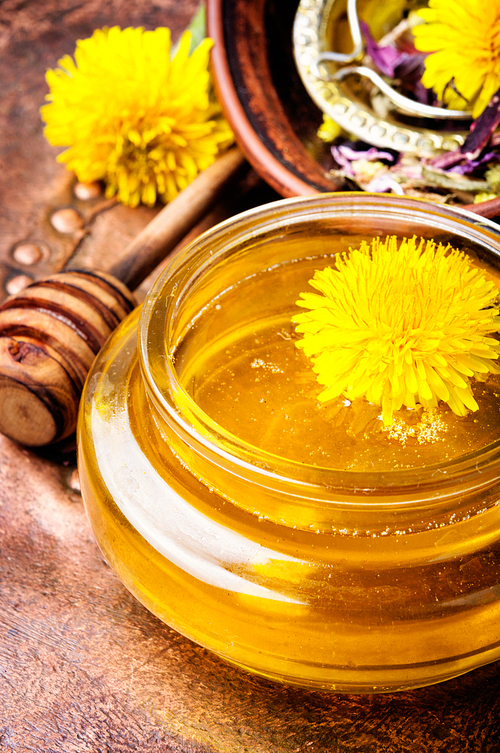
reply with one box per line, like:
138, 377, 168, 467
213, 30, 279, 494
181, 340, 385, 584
139, 192, 500, 499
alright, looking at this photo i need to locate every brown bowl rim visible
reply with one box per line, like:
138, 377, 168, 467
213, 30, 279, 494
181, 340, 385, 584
207, 0, 500, 219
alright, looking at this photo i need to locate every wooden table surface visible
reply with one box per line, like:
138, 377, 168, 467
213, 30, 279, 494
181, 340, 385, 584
1, 2, 500, 751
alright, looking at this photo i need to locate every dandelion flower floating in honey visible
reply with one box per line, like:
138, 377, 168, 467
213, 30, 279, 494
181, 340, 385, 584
293, 236, 500, 425
413, 0, 500, 118
41, 27, 233, 207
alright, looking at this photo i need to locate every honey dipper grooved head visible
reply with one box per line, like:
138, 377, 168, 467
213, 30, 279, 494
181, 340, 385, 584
0, 270, 135, 446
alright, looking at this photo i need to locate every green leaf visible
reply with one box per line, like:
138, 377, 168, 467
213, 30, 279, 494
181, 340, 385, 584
187, 3, 207, 52
172, 2, 206, 57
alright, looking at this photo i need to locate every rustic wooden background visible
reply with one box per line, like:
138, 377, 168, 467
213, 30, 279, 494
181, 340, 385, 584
1, 1, 500, 751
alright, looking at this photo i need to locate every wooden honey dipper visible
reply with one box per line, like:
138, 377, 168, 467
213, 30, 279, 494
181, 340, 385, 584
0, 147, 247, 447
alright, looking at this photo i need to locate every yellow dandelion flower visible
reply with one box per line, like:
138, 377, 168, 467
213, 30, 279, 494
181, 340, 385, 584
293, 236, 500, 425
41, 27, 233, 207
413, 0, 500, 118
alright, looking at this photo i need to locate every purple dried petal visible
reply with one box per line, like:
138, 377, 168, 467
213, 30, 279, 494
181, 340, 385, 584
360, 20, 432, 105
448, 163, 479, 175
360, 20, 404, 77
461, 88, 500, 155
430, 149, 465, 171
431, 133, 500, 175
449, 152, 500, 174
361, 147, 397, 162
394, 55, 425, 79
331, 144, 396, 172
334, 145, 364, 161
395, 57, 433, 105
331, 146, 357, 175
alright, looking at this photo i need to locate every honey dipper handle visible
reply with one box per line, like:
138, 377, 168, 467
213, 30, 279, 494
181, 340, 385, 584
107, 146, 246, 290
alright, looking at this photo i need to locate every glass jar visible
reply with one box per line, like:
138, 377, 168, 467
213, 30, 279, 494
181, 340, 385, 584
78, 193, 500, 693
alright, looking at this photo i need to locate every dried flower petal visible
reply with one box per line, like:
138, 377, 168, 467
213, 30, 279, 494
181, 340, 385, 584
360, 20, 408, 77
331, 144, 396, 175
460, 89, 500, 155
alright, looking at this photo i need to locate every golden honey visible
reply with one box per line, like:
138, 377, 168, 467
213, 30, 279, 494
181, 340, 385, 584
78, 194, 500, 692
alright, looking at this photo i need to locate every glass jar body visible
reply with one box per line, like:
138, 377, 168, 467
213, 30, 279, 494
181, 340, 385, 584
78, 194, 500, 693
